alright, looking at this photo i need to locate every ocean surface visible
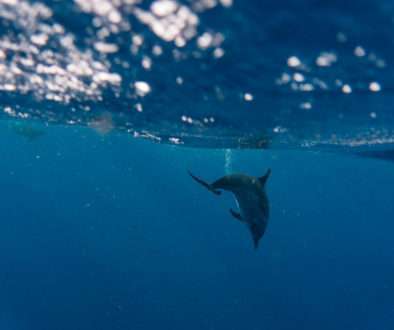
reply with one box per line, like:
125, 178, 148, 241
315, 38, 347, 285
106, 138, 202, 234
0, 0, 394, 329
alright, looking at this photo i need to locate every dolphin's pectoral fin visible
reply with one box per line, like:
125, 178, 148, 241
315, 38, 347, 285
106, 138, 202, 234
229, 208, 243, 221
188, 171, 221, 195
258, 168, 271, 187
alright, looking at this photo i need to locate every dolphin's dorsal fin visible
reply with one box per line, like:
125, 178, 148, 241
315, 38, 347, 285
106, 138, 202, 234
258, 169, 271, 186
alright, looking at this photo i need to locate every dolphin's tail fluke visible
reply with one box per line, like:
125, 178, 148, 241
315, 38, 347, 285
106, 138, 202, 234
249, 223, 264, 250
188, 171, 221, 195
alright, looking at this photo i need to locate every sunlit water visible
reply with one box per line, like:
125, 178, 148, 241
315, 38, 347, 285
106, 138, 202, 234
0, 1, 394, 329
0, 0, 394, 150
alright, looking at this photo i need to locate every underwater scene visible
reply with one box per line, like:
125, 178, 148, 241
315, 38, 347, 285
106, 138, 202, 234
0, 0, 393, 329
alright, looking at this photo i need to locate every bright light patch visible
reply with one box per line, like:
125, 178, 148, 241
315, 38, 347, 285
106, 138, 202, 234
293, 73, 305, 82
369, 82, 381, 92
354, 46, 366, 57
342, 84, 352, 94
244, 93, 253, 101
287, 56, 301, 67
151, 0, 178, 17
134, 81, 151, 96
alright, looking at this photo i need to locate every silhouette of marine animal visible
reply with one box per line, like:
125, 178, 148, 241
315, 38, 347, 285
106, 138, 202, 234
189, 169, 271, 249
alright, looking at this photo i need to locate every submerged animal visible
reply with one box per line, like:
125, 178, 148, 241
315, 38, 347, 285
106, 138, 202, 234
11, 122, 45, 141
188, 169, 271, 249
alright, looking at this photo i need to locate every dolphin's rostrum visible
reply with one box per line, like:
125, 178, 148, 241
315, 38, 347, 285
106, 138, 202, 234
188, 169, 271, 249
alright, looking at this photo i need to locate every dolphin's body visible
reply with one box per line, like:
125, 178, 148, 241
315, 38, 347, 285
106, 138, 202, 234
189, 169, 271, 249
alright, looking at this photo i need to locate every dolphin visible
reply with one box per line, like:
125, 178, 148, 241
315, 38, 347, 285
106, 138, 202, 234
188, 169, 271, 249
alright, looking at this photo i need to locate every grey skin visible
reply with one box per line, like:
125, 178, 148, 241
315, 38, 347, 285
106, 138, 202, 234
188, 169, 271, 249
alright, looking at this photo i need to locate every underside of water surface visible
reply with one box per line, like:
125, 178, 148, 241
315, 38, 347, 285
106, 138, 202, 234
0, 0, 393, 152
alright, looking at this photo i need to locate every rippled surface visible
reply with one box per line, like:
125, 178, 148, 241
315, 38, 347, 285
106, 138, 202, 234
0, 0, 393, 150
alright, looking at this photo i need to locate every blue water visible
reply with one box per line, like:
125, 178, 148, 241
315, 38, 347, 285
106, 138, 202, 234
0, 0, 394, 329
0, 125, 393, 330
